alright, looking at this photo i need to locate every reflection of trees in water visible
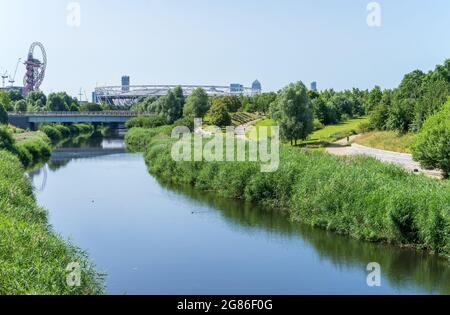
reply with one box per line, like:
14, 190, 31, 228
61, 133, 103, 148
47, 159, 70, 171
156, 179, 450, 295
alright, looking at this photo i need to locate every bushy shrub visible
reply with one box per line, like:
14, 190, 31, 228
173, 116, 195, 131
0, 104, 8, 124
53, 124, 71, 138
412, 100, 450, 178
125, 115, 168, 129
0, 126, 16, 152
40, 125, 62, 142
207, 100, 231, 127
313, 119, 324, 131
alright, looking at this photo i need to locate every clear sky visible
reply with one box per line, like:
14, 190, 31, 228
1, 0, 449, 99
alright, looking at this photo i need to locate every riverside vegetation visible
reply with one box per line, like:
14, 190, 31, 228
126, 126, 450, 258
0, 123, 104, 294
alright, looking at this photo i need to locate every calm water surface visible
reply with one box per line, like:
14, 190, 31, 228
30, 137, 450, 294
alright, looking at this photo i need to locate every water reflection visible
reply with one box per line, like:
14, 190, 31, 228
31, 137, 450, 294
157, 182, 450, 295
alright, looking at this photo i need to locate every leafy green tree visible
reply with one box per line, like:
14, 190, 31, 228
366, 86, 383, 113
183, 88, 210, 118
27, 91, 47, 109
79, 103, 103, 112
217, 96, 242, 112
0, 91, 12, 111
207, 99, 231, 127
412, 100, 450, 178
173, 86, 185, 113
397, 70, 425, 100
0, 126, 15, 150
412, 72, 450, 131
271, 81, 314, 145
47, 93, 69, 111
0, 104, 8, 124
151, 90, 183, 123
386, 97, 414, 133
253, 93, 277, 113
125, 115, 167, 129
7, 89, 23, 102
14, 100, 28, 112
369, 90, 392, 130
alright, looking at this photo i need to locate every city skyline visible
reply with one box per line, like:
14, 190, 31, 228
1, 0, 450, 98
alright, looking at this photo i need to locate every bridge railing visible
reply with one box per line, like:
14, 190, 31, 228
7, 111, 147, 117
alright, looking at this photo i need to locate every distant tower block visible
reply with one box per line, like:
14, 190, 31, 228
311, 81, 318, 91
251, 79, 262, 95
122, 76, 130, 92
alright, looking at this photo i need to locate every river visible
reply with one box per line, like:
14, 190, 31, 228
29, 136, 450, 295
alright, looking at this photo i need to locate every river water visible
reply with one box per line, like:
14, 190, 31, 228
30, 136, 450, 295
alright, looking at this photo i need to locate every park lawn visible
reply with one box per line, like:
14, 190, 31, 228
248, 117, 369, 146
354, 131, 417, 154
308, 117, 369, 143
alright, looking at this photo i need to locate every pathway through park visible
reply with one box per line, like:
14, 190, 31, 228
326, 136, 442, 178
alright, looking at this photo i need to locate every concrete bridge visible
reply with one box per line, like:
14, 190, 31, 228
8, 111, 145, 129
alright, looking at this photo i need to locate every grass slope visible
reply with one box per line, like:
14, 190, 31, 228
0, 150, 104, 294
354, 131, 417, 154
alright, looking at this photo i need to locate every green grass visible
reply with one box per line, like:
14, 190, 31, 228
309, 117, 369, 143
0, 150, 104, 294
126, 126, 450, 258
248, 117, 369, 146
354, 131, 417, 154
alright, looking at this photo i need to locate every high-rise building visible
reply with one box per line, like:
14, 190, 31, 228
251, 79, 262, 95
311, 81, 318, 91
122, 76, 130, 92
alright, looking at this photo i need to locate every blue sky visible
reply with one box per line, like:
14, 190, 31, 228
1, 0, 449, 99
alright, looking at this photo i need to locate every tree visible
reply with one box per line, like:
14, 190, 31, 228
412, 100, 450, 178
366, 86, 383, 113
7, 89, 23, 102
386, 97, 414, 133
14, 100, 28, 112
183, 88, 210, 118
0, 126, 15, 150
79, 103, 103, 112
215, 96, 242, 112
412, 72, 450, 131
397, 70, 425, 100
207, 99, 231, 127
0, 91, 12, 111
270, 82, 314, 145
173, 86, 185, 114
0, 104, 8, 124
26, 91, 47, 112
150, 90, 183, 123
369, 90, 392, 130
47, 93, 69, 111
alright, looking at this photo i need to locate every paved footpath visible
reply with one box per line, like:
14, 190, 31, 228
326, 137, 442, 178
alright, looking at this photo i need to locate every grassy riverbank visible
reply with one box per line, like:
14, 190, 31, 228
126, 127, 450, 258
0, 150, 104, 294
353, 131, 417, 154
